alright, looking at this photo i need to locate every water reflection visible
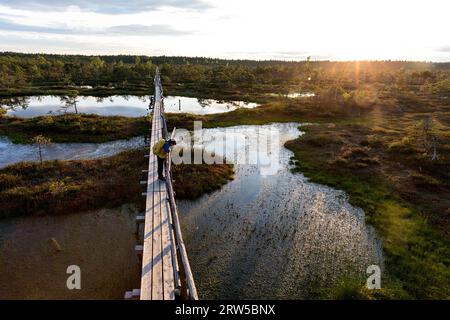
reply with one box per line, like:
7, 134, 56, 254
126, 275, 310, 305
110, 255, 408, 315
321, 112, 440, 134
266, 92, 315, 98
0, 121, 384, 299
0, 136, 144, 168
1, 95, 258, 117
177, 123, 383, 299
286, 92, 315, 98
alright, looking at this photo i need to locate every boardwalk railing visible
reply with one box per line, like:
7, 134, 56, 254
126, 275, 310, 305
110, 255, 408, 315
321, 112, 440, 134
126, 68, 197, 300
163, 123, 199, 300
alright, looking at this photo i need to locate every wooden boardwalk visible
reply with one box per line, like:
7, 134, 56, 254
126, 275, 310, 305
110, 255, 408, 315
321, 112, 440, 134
127, 68, 197, 300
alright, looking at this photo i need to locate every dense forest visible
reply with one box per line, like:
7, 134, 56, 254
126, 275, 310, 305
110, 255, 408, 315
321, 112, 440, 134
1, 52, 449, 101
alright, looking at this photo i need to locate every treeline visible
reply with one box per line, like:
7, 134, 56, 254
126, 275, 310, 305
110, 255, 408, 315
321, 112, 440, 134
0, 54, 155, 89
0, 52, 449, 98
3, 51, 450, 68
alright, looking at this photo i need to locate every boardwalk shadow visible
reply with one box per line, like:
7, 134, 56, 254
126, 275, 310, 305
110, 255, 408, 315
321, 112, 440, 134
142, 244, 172, 277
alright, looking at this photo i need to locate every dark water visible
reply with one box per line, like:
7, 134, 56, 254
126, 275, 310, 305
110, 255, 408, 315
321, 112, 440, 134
177, 123, 383, 299
0, 205, 141, 299
0, 122, 383, 299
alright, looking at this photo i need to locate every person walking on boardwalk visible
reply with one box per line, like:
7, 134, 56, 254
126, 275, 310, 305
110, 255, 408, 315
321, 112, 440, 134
152, 138, 177, 181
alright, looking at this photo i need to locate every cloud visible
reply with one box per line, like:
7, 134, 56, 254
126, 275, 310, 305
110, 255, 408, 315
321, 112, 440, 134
437, 45, 450, 52
0, 33, 129, 54
0, 18, 72, 34
0, 0, 211, 14
106, 24, 192, 36
275, 50, 309, 56
225, 50, 330, 61
0, 17, 191, 37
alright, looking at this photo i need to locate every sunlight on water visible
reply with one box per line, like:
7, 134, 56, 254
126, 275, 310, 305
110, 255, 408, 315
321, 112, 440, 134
0, 122, 384, 299
3, 95, 258, 117
266, 92, 315, 98
177, 123, 383, 299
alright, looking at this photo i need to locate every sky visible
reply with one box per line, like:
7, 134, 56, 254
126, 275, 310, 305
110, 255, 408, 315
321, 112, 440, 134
0, 0, 449, 61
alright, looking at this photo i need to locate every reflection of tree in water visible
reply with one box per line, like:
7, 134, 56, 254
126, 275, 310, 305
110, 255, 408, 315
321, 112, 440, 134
0, 96, 31, 113
59, 95, 79, 114
217, 99, 233, 110
138, 95, 148, 103
229, 101, 239, 108
197, 98, 213, 109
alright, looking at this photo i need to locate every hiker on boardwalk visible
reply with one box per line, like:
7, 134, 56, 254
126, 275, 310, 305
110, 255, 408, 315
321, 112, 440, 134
152, 138, 177, 181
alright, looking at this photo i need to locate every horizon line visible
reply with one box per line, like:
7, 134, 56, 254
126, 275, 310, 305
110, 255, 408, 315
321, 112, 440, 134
1, 50, 449, 64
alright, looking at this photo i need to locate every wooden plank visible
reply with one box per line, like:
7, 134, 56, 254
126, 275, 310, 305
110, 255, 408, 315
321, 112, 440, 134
124, 289, 140, 300
140, 142, 155, 300
161, 187, 175, 299
140, 69, 176, 300
151, 187, 163, 299
140, 93, 160, 299
150, 94, 164, 300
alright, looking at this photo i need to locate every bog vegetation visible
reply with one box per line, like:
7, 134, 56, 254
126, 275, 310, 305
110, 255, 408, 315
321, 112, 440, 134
0, 53, 449, 299
0, 149, 233, 218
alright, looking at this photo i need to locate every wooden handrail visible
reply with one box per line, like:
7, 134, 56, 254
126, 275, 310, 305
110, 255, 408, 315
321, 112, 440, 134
160, 92, 198, 300
165, 166, 198, 300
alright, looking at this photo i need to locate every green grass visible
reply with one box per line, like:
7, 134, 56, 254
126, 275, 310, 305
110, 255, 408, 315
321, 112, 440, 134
0, 96, 362, 144
285, 123, 450, 299
319, 276, 409, 300
0, 114, 150, 143
1, 96, 356, 144
167, 98, 361, 130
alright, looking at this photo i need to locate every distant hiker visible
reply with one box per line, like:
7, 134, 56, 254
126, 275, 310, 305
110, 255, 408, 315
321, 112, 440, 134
149, 96, 154, 110
152, 138, 177, 181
